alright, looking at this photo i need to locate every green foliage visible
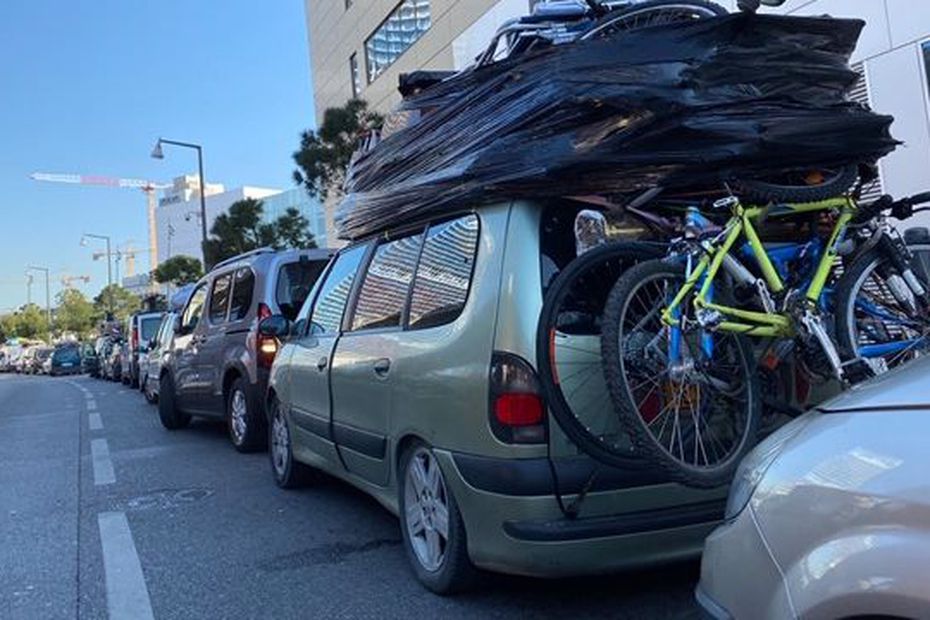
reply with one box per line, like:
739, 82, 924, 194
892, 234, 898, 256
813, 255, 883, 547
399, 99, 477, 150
8, 304, 49, 339
93, 284, 141, 324
203, 199, 319, 266
56, 289, 95, 336
292, 98, 383, 201
153, 255, 204, 286
273, 207, 318, 250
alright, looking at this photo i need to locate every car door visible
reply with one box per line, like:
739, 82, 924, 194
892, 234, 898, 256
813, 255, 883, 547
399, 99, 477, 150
287, 245, 369, 464
174, 281, 208, 410
331, 231, 424, 487
198, 271, 233, 414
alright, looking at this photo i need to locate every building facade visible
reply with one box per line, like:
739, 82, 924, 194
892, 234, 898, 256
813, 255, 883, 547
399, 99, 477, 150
307, 0, 930, 228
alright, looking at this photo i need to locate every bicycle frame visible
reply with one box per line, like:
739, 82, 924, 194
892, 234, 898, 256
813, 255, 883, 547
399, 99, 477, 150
662, 196, 857, 339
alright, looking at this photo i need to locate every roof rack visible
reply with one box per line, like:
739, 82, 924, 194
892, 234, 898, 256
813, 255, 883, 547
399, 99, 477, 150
210, 247, 276, 271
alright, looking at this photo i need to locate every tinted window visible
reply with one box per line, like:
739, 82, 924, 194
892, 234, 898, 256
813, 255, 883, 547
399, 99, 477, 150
53, 348, 80, 363
310, 246, 367, 335
182, 284, 208, 331
209, 274, 232, 322
351, 233, 423, 331
139, 316, 162, 341
229, 268, 255, 321
277, 260, 328, 321
409, 215, 479, 330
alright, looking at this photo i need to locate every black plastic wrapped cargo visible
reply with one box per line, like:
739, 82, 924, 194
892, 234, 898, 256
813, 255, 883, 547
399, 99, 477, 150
335, 12, 897, 240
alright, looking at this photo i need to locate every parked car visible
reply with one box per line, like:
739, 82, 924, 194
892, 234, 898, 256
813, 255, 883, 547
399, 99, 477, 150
0, 344, 21, 372
50, 345, 82, 376
140, 312, 177, 404
120, 311, 164, 388
32, 347, 53, 374
261, 203, 726, 593
158, 247, 334, 451
697, 356, 930, 620
15, 346, 37, 373
101, 338, 124, 382
81, 342, 100, 377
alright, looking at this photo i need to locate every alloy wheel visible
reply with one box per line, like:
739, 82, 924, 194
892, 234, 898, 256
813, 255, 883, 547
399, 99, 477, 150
404, 448, 450, 573
271, 409, 289, 477
230, 389, 248, 445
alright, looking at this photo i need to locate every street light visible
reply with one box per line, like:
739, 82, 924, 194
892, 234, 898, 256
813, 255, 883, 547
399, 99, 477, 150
25, 265, 51, 331
81, 233, 113, 288
151, 137, 210, 269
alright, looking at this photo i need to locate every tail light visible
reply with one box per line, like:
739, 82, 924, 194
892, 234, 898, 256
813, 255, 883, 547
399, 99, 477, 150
489, 352, 546, 444
256, 303, 277, 368
131, 326, 139, 352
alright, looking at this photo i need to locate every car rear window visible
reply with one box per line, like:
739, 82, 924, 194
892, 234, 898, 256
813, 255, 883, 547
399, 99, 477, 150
408, 215, 479, 330
54, 348, 80, 363
229, 268, 255, 321
277, 259, 328, 321
209, 274, 232, 323
139, 316, 162, 341
351, 233, 423, 331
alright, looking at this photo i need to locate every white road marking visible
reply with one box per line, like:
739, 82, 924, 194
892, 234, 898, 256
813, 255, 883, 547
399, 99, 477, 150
86, 399, 97, 411
97, 512, 155, 620
90, 438, 116, 485
89, 413, 104, 431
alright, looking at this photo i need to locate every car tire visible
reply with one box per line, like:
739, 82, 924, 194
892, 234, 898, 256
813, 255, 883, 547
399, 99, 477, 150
227, 377, 263, 453
398, 441, 476, 595
158, 373, 190, 430
268, 396, 315, 488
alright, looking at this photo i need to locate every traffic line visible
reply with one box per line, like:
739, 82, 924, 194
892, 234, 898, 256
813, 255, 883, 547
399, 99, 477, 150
97, 512, 155, 620
86, 399, 97, 411
89, 412, 104, 431
90, 438, 116, 485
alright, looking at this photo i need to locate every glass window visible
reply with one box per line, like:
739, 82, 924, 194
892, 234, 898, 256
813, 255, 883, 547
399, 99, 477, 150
277, 259, 328, 321
229, 268, 255, 321
351, 233, 423, 331
409, 215, 479, 329
139, 316, 162, 342
310, 246, 368, 335
350, 53, 361, 98
365, 0, 432, 83
209, 274, 232, 323
182, 283, 208, 332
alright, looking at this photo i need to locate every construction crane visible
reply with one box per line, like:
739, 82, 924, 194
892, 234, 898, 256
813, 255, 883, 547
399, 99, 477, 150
60, 275, 91, 289
90, 245, 151, 281
30, 172, 171, 279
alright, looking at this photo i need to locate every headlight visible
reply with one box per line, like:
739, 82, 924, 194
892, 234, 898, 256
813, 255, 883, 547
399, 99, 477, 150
725, 414, 813, 520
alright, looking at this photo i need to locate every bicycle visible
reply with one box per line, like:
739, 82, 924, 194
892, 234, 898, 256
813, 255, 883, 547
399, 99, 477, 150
545, 184, 930, 488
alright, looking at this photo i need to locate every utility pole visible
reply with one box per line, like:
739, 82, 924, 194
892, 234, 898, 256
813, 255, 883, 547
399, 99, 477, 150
26, 273, 33, 305
26, 266, 51, 332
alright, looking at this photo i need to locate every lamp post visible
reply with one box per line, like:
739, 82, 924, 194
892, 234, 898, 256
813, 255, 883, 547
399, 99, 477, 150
81, 233, 113, 288
26, 265, 51, 330
25, 273, 33, 305
151, 138, 210, 269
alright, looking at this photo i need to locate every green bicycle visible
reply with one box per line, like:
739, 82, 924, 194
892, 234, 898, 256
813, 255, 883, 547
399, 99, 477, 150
584, 184, 930, 488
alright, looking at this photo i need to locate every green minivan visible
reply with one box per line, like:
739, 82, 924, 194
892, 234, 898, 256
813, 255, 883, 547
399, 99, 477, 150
264, 200, 726, 593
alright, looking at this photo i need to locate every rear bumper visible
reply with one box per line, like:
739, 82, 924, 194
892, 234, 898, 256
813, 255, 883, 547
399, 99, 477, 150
439, 450, 724, 578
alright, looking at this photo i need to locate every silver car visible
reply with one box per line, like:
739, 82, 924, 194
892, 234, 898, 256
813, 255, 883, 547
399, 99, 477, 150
141, 312, 177, 404
697, 355, 930, 620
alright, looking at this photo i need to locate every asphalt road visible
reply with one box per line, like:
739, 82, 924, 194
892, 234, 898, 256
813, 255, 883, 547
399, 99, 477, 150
0, 373, 701, 619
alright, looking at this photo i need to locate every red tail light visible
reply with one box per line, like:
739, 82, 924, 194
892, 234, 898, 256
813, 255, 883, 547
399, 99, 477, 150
489, 352, 546, 444
256, 303, 277, 369
131, 327, 139, 352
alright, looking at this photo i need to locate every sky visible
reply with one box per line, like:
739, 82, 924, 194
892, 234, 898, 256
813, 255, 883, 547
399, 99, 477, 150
0, 0, 316, 313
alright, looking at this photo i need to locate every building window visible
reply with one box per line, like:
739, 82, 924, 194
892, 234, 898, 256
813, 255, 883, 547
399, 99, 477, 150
350, 53, 361, 98
365, 0, 432, 84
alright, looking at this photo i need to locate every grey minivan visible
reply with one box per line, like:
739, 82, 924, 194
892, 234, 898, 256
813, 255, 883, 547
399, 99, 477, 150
263, 201, 726, 594
157, 247, 333, 451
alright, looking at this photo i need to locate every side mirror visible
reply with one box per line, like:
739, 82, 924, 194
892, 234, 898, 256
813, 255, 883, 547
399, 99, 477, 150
259, 315, 291, 339
173, 315, 184, 335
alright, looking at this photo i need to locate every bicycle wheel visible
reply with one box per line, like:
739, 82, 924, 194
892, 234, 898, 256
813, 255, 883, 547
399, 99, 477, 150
835, 244, 930, 373
537, 242, 667, 470
731, 165, 859, 204
581, 1, 727, 40
601, 260, 760, 488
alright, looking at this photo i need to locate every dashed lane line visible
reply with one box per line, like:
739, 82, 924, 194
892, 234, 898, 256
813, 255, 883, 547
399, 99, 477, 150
89, 412, 104, 431
86, 399, 97, 411
97, 512, 155, 620
90, 438, 116, 485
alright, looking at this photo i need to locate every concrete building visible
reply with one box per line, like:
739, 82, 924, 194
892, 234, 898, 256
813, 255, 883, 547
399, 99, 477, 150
260, 187, 329, 247
306, 0, 930, 230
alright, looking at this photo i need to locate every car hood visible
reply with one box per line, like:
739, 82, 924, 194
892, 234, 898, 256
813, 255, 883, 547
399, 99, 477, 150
819, 355, 930, 412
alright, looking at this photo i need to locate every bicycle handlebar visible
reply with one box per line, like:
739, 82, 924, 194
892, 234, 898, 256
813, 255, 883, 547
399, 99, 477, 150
855, 191, 930, 224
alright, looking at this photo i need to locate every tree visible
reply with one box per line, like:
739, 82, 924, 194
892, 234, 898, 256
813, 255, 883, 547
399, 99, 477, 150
292, 98, 383, 201
12, 304, 49, 339
153, 255, 204, 286
273, 207, 317, 250
93, 285, 141, 324
56, 289, 95, 336
0, 314, 15, 342
203, 198, 276, 266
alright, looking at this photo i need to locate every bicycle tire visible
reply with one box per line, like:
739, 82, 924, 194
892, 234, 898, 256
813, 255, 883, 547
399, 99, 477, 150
536, 241, 667, 470
731, 165, 859, 205
601, 259, 760, 488
582, 0, 727, 40
835, 244, 930, 372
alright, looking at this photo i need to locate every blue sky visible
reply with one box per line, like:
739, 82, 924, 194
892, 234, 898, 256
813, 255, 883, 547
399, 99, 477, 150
0, 1, 316, 312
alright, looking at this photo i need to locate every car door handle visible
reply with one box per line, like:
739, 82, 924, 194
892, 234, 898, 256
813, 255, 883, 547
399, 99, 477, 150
373, 358, 391, 377
316, 356, 328, 372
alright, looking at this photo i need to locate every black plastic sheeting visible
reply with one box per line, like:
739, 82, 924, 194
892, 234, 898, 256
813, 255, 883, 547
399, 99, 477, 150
336, 13, 898, 240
